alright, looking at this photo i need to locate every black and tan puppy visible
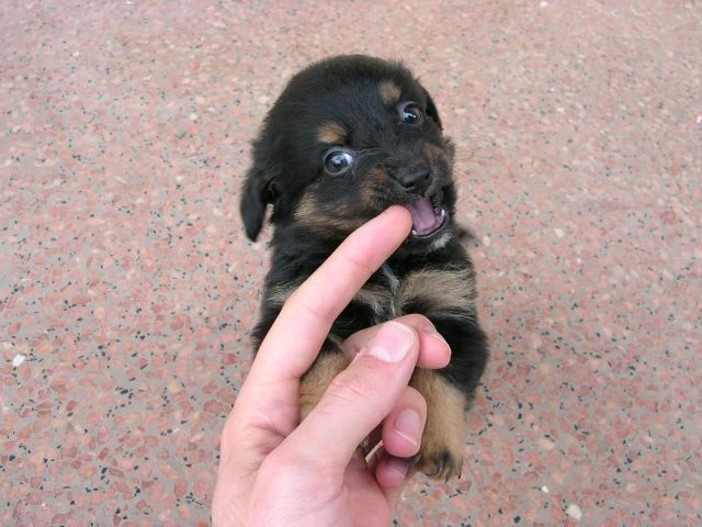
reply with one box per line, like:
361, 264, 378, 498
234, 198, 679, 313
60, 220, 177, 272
240, 55, 488, 480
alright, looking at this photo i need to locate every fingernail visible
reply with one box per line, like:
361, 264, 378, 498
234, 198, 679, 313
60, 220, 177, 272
386, 457, 410, 481
394, 409, 422, 448
423, 324, 450, 350
365, 321, 413, 363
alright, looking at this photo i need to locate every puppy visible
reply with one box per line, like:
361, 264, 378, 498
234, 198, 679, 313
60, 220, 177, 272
240, 55, 488, 480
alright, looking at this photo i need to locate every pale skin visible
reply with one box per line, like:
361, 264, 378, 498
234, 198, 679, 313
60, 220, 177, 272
212, 206, 452, 527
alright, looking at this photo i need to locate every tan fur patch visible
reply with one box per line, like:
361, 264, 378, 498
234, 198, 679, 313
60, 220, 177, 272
359, 167, 389, 208
294, 191, 365, 236
317, 122, 347, 145
303, 214, 364, 237
398, 268, 477, 314
354, 284, 394, 320
410, 369, 468, 480
267, 283, 296, 307
299, 352, 350, 420
379, 80, 401, 105
422, 142, 454, 172
294, 192, 318, 223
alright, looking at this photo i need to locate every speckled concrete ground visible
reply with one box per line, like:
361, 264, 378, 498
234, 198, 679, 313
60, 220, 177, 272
1, 1, 700, 525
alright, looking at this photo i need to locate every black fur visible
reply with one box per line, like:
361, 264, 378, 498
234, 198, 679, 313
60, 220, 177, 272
240, 54, 488, 449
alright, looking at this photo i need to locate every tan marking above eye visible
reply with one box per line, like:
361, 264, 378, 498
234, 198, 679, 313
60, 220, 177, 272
379, 80, 402, 105
317, 122, 347, 145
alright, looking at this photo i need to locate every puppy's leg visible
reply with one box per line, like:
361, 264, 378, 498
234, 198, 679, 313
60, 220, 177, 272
412, 314, 487, 481
299, 344, 350, 420
410, 368, 468, 481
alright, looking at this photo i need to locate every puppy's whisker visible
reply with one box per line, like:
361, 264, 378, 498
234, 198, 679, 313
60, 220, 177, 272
355, 147, 382, 159
352, 148, 382, 177
454, 146, 495, 162
454, 152, 494, 162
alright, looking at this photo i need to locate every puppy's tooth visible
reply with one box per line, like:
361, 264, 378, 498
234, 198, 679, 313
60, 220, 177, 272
411, 229, 418, 236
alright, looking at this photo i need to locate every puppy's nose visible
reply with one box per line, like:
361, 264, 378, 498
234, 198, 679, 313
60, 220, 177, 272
398, 169, 431, 194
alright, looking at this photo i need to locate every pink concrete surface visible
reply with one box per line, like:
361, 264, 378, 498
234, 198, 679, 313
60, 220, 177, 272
1, 1, 700, 525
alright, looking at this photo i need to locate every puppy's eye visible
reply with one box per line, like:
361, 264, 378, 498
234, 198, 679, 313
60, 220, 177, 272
399, 101, 423, 126
323, 149, 354, 175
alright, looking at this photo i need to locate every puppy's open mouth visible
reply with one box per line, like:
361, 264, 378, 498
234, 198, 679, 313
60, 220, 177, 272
406, 196, 447, 238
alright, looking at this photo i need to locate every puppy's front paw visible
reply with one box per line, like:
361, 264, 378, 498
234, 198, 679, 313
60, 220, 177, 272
409, 369, 469, 482
412, 431, 464, 481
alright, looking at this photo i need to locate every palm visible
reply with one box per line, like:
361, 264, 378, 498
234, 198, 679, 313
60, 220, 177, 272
247, 453, 394, 527
341, 455, 393, 526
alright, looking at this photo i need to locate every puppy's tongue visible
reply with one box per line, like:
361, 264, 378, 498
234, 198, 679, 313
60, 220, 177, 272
407, 198, 442, 236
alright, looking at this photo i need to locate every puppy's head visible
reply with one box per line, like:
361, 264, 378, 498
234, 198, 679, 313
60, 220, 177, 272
240, 55, 458, 253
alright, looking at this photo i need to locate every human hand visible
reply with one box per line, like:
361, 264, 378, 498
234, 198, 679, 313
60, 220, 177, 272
212, 206, 452, 527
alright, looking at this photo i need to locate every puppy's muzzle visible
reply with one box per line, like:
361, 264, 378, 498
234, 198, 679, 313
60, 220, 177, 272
384, 157, 448, 239
396, 168, 431, 195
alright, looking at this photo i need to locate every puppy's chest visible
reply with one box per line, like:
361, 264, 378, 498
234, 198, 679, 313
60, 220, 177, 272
353, 263, 477, 325
354, 264, 402, 322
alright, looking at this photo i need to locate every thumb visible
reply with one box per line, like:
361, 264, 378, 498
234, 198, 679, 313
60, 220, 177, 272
283, 321, 419, 472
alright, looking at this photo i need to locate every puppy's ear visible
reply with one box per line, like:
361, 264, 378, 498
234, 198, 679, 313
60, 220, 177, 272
423, 88, 443, 130
239, 165, 277, 241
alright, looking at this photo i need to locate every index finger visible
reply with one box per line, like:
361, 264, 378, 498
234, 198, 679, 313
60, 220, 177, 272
243, 206, 412, 397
